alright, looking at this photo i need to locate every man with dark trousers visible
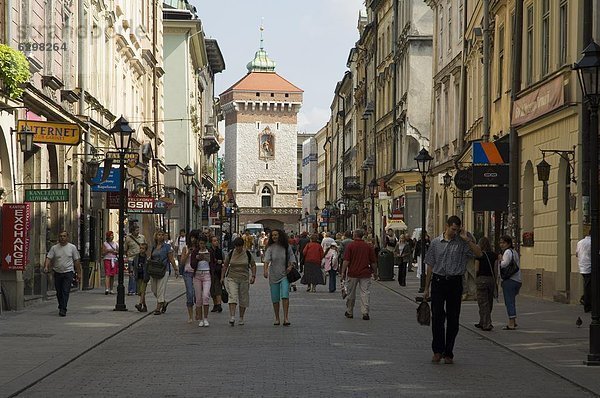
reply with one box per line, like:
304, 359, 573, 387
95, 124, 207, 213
423, 216, 482, 364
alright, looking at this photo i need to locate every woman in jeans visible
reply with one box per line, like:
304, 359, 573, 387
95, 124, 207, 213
323, 242, 339, 293
474, 237, 497, 331
264, 229, 296, 326
498, 235, 521, 330
222, 237, 257, 326
193, 235, 213, 327
181, 230, 200, 323
150, 230, 176, 315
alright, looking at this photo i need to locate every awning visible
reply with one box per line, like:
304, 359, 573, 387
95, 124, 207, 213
385, 220, 407, 231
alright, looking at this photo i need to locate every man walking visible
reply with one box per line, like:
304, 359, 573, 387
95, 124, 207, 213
43, 231, 82, 317
341, 229, 377, 320
576, 229, 592, 313
423, 216, 482, 364
124, 225, 146, 295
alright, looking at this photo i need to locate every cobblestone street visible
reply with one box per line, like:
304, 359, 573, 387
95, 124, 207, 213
2, 268, 596, 398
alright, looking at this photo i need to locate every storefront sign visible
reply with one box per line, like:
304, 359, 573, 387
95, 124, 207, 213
473, 142, 509, 165
24, 189, 69, 202
511, 76, 564, 126
454, 168, 473, 191
1, 203, 32, 271
473, 187, 509, 211
473, 165, 510, 185
17, 120, 81, 146
128, 196, 154, 213
106, 151, 139, 160
107, 190, 127, 209
91, 167, 121, 192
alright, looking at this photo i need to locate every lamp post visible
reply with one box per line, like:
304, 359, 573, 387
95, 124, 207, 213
218, 190, 225, 245
415, 148, 433, 293
314, 205, 320, 233
324, 200, 332, 232
227, 198, 234, 249
368, 179, 377, 240
108, 116, 134, 311
574, 40, 600, 366
304, 211, 309, 233
232, 202, 238, 238
181, 165, 195, 233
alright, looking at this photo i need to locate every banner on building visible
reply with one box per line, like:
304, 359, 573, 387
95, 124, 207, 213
128, 196, 154, 213
91, 167, 121, 192
472, 142, 509, 165
17, 120, 81, 146
1, 203, 32, 271
511, 76, 564, 126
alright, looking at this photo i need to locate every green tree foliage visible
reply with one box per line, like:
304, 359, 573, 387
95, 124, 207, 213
0, 45, 31, 99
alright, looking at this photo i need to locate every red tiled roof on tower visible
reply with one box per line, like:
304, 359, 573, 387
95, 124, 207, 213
222, 72, 303, 95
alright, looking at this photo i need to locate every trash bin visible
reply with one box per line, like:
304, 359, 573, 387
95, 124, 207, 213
378, 249, 394, 281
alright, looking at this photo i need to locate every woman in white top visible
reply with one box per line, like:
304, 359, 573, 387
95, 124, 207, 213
498, 235, 521, 330
101, 231, 118, 295
323, 242, 339, 293
193, 235, 213, 327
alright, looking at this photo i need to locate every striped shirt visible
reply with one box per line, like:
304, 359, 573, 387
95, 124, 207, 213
424, 234, 474, 276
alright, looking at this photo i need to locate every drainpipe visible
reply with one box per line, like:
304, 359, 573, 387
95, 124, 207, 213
508, 0, 523, 246
153, 0, 160, 226
6, 0, 13, 45
581, 0, 593, 224
392, 0, 399, 170
482, 0, 490, 142
458, 0, 468, 154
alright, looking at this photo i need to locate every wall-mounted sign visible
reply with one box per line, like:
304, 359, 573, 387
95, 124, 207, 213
473, 187, 509, 211
511, 76, 564, 127
17, 120, 81, 146
473, 165, 509, 185
1, 203, 32, 271
106, 151, 139, 160
25, 189, 69, 202
453, 168, 473, 191
106, 190, 127, 209
128, 196, 154, 213
473, 142, 509, 165
91, 167, 121, 192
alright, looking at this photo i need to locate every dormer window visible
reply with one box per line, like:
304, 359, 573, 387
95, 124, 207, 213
256, 92, 260, 97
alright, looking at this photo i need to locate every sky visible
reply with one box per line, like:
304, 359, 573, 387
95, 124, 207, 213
191, 0, 365, 133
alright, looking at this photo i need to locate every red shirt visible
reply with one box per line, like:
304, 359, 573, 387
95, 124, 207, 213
343, 239, 376, 278
303, 242, 324, 264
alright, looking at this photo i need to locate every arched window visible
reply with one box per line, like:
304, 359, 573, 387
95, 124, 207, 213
261, 186, 272, 208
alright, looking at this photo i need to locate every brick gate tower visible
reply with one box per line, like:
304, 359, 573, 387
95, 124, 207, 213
220, 32, 303, 233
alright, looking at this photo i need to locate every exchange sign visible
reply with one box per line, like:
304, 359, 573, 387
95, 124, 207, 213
25, 189, 69, 202
1, 203, 32, 271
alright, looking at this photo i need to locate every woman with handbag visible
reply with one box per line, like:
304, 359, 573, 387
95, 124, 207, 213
301, 233, 325, 293
474, 237, 497, 331
101, 231, 118, 295
498, 235, 521, 330
264, 229, 296, 326
181, 230, 200, 323
193, 235, 213, 327
221, 237, 257, 326
149, 230, 176, 315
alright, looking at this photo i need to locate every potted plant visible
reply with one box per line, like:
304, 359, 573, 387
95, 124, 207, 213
0, 44, 31, 99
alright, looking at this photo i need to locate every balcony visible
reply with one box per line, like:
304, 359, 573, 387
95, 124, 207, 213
343, 176, 362, 192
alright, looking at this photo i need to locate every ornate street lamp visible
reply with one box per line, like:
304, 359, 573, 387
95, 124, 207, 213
415, 147, 433, 293
443, 171, 453, 188
573, 40, 600, 366
314, 205, 320, 233
18, 127, 35, 152
368, 179, 377, 240
181, 165, 195, 233
108, 116, 134, 312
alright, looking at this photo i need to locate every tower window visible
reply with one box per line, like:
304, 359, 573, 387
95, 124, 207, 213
285, 93, 289, 98
256, 122, 261, 129
270, 93, 274, 97
276, 122, 280, 130
261, 186, 272, 207
256, 92, 260, 97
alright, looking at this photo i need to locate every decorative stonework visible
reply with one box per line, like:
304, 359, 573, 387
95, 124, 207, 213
239, 207, 302, 215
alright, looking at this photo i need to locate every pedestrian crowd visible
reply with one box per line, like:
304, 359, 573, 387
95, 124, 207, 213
41, 215, 590, 364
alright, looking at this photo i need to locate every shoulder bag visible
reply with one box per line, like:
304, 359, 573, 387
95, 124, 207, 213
500, 249, 519, 280
286, 246, 301, 283
147, 246, 167, 279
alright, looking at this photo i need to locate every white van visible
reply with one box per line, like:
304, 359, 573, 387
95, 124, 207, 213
244, 223, 264, 236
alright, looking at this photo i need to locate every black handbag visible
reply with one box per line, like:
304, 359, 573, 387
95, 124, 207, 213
221, 283, 229, 303
500, 249, 519, 280
417, 301, 431, 326
147, 259, 167, 279
287, 267, 301, 283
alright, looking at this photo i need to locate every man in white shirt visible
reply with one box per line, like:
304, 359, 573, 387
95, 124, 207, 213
43, 231, 81, 317
576, 230, 592, 313
321, 232, 335, 252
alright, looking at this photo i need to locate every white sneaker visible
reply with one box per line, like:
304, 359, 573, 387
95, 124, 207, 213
229, 317, 235, 326
198, 319, 205, 327
238, 318, 245, 325
203, 319, 209, 327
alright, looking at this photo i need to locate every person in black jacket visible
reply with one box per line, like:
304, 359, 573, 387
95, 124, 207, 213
297, 232, 310, 273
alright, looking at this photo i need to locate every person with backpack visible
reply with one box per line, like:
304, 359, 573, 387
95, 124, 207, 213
498, 235, 521, 330
221, 237, 257, 326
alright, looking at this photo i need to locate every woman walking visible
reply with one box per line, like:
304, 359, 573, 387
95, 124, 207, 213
323, 242, 339, 293
499, 235, 521, 330
133, 243, 149, 312
394, 234, 412, 286
102, 231, 118, 295
474, 237, 497, 331
301, 233, 325, 292
193, 235, 213, 327
264, 229, 296, 326
150, 230, 176, 315
222, 237, 257, 326
181, 230, 200, 323
209, 236, 224, 313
